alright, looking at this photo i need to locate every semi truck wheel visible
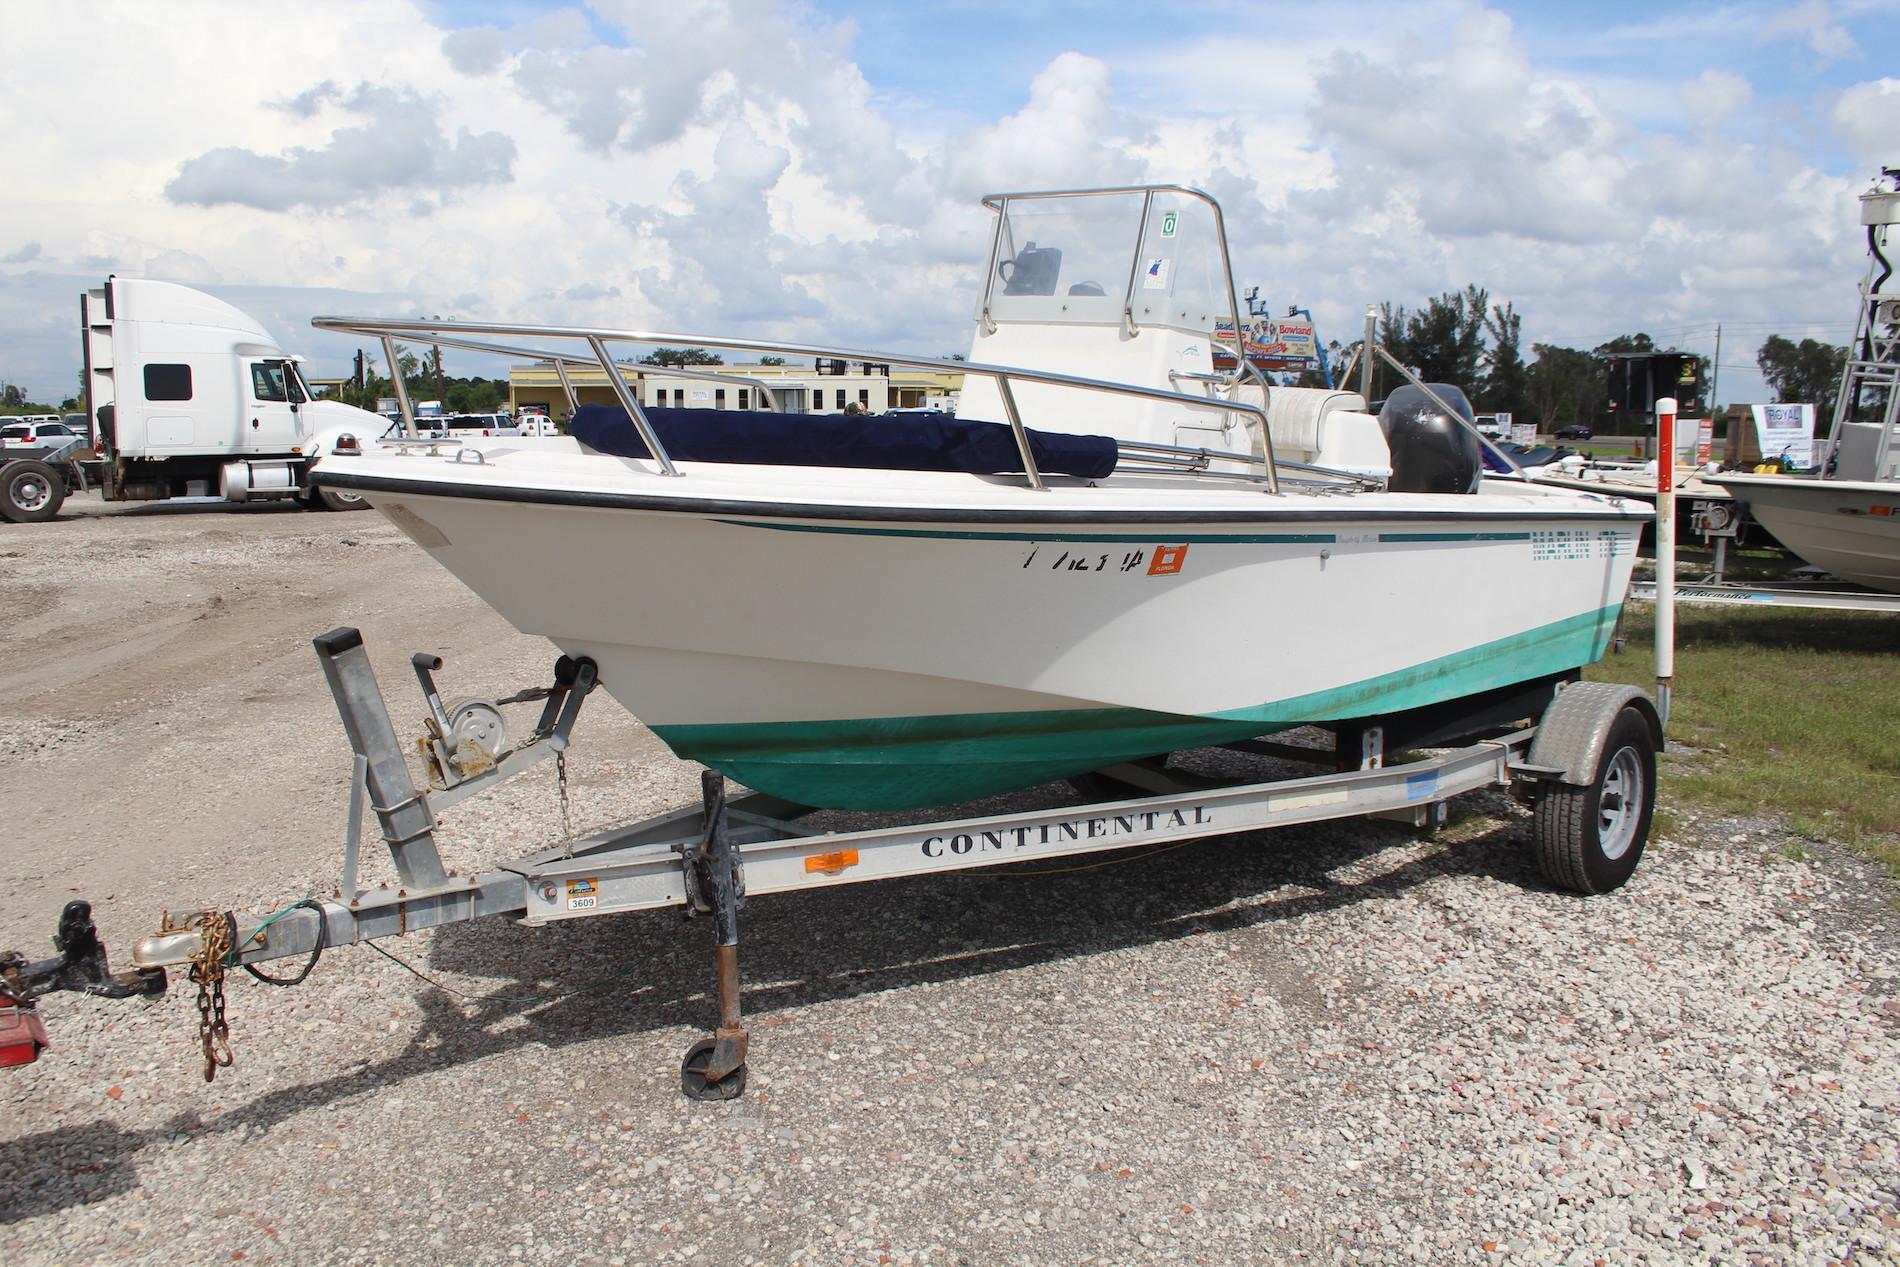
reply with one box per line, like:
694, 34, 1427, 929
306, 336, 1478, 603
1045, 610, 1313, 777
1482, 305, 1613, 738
318, 485, 371, 512
0, 461, 64, 523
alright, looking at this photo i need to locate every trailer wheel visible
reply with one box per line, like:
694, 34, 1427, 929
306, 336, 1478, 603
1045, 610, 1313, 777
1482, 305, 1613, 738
1, 461, 64, 523
680, 1038, 747, 1101
1533, 705, 1655, 894
318, 485, 371, 512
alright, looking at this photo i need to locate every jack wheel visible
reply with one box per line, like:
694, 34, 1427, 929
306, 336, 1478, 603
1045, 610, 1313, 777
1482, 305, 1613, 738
680, 1038, 747, 1102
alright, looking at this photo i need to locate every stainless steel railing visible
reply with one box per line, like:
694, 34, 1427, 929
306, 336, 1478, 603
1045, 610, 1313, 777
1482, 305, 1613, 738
310, 316, 1286, 493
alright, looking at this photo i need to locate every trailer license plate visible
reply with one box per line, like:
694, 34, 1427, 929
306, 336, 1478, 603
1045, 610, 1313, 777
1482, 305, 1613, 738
566, 878, 599, 910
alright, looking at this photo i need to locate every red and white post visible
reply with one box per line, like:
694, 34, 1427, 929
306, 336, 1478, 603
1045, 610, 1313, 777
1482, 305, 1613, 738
1654, 396, 1677, 727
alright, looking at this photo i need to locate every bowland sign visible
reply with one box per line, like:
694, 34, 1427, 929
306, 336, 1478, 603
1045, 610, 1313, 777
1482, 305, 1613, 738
1214, 318, 1322, 371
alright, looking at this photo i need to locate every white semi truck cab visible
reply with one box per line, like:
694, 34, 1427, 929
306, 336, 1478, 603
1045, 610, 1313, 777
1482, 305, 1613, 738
81, 277, 385, 509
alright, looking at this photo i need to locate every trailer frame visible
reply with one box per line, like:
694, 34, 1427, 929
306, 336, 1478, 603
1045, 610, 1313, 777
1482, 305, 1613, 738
4, 627, 1660, 1097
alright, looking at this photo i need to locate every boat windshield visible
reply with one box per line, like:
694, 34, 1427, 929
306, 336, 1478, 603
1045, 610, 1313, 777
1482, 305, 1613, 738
978, 188, 1231, 335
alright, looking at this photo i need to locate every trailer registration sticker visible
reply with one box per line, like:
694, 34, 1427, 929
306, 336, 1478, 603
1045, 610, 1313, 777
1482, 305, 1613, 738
566, 878, 599, 910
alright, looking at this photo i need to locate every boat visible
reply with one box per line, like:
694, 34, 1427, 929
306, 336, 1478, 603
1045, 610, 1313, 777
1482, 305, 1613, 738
1709, 171, 1900, 593
308, 185, 1648, 812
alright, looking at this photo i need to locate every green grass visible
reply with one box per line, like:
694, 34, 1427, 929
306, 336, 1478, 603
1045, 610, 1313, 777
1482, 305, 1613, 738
1547, 434, 1647, 459
1587, 604, 1900, 871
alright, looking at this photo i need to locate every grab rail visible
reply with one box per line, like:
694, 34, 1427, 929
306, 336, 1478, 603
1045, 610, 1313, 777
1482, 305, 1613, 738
309, 315, 1283, 493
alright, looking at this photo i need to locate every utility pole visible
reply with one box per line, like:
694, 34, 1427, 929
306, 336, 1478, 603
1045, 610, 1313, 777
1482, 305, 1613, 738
1709, 323, 1722, 415
1362, 306, 1377, 402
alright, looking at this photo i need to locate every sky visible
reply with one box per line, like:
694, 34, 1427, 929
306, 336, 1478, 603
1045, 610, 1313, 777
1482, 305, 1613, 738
2, 0, 1897, 409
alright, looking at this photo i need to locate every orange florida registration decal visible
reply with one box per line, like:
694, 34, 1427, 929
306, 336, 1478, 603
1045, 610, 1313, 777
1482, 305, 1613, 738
1148, 544, 1189, 576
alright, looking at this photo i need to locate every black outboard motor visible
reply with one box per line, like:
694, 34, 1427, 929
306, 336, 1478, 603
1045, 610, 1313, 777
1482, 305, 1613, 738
1378, 383, 1484, 494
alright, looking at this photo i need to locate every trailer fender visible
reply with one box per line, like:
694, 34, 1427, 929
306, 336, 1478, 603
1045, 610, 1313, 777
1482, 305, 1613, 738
1526, 682, 1663, 787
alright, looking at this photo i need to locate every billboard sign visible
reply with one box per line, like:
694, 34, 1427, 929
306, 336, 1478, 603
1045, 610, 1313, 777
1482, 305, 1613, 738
1214, 318, 1322, 371
1751, 403, 1816, 469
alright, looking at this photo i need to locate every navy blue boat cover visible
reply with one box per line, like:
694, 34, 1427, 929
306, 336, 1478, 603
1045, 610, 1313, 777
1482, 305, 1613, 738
568, 404, 1118, 480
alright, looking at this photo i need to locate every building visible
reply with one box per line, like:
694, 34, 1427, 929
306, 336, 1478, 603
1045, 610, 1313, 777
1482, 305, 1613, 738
508, 359, 962, 419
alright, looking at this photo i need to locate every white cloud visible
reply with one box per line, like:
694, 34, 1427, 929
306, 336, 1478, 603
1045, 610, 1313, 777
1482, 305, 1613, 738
1681, 69, 1752, 126
442, 26, 508, 76
1305, 9, 1635, 246
946, 54, 1131, 195
1833, 78, 1900, 163
167, 83, 516, 211
1771, 0, 1858, 63
0, 0, 1885, 409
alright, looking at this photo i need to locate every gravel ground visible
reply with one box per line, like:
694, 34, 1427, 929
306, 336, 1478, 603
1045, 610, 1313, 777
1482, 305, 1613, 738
3, 494, 1898, 1265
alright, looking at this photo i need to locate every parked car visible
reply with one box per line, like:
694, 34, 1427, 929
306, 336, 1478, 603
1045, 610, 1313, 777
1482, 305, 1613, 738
443, 412, 520, 437
1555, 423, 1594, 440
1, 420, 83, 453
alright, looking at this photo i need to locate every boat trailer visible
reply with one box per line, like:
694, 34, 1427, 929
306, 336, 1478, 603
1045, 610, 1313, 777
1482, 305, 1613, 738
1, 629, 1660, 1099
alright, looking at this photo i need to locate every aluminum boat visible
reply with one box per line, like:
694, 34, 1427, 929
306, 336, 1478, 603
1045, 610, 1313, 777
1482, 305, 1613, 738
312, 186, 1648, 810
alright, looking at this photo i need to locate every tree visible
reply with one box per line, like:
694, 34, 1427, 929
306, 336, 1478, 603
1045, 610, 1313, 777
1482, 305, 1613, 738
443, 376, 505, 412
1371, 287, 1489, 397
1480, 301, 1530, 420
1526, 344, 1604, 432
639, 347, 724, 367
758, 355, 786, 366
1405, 286, 1489, 389
1593, 333, 1657, 357
1757, 335, 1846, 421
0, 382, 60, 414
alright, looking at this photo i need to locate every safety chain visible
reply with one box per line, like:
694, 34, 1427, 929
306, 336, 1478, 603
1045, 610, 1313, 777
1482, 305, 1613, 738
185, 910, 234, 1083
555, 748, 575, 858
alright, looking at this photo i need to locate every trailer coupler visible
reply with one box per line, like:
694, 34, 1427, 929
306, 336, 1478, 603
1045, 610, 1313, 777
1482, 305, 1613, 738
0, 900, 166, 1066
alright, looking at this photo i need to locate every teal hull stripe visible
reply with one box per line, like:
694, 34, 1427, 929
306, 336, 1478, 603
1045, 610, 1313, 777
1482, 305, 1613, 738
1379, 531, 1534, 542
716, 519, 1336, 544
652, 603, 1625, 812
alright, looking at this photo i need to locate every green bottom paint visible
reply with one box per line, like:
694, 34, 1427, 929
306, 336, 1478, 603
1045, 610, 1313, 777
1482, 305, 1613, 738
653, 605, 1621, 811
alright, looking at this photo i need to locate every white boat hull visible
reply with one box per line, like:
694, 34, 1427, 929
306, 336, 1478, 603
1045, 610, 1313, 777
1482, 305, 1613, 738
339, 459, 1645, 808
1709, 474, 1900, 593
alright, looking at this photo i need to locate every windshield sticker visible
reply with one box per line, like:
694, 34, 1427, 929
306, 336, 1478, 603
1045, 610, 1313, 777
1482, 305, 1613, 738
1142, 257, 1171, 290
1160, 211, 1178, 239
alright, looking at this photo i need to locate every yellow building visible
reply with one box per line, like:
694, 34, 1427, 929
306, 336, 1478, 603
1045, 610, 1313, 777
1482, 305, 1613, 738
508, 360, 962, 419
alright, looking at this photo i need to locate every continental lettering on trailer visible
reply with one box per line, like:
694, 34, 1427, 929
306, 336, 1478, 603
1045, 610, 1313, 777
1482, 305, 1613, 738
918, 806, 1213, 858
566, 877, 599, 911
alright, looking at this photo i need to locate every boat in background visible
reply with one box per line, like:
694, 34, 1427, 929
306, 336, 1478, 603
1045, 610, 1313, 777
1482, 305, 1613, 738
1711, 171, 1900, 593
309, 185, 1647, 812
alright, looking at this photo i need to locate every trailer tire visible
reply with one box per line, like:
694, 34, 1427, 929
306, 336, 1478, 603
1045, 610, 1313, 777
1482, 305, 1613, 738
317, 485, 371, 512
1533, 705, 1655, 894
1, 460, 64, 523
